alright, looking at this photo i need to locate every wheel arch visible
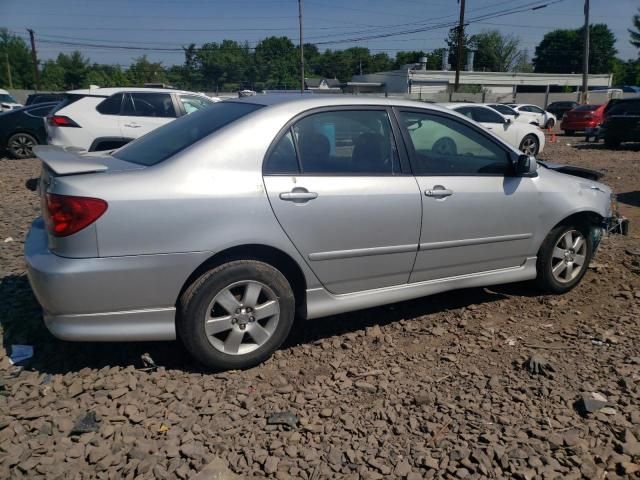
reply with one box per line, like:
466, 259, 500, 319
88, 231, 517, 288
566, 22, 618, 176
176, 244, 308, 318
538, 210, 604, 253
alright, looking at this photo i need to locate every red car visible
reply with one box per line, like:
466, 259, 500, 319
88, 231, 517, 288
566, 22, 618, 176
560, 104, 606, 135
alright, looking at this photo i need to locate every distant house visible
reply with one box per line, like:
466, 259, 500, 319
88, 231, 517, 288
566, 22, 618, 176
304, 78, 342, 93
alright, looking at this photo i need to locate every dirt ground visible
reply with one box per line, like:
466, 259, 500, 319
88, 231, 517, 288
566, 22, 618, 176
0, 136, 639, 480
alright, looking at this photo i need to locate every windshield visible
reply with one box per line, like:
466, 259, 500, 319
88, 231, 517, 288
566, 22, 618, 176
0, 94, 18, 103
113, 101, 263, 166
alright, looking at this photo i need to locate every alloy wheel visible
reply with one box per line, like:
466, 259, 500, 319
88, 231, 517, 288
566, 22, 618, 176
550, 229, 587, 284
520, 137, 538, 155
9, 134, 36, 158
203, 280, 280, 355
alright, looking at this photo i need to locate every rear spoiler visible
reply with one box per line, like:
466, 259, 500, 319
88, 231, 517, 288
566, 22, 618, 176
32, 146, 108, 176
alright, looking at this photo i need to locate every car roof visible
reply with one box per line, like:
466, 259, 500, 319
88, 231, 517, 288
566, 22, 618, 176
66, 87, 209, 97
231, 94, 456, 114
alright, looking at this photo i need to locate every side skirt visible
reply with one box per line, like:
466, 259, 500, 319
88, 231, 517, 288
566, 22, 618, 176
304, 257, 537, 320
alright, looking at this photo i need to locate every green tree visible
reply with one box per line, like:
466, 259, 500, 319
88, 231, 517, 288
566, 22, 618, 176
612, 58, 640, 85
126, 55, 166, 86
630, 8, 640, 51
0, 28, 34, 88
86, 64, 129, 88
196, 40, 251, 91
56, 51, 90, 89
254, 36, 297, 88
445, 27, 471, 72
533, 24, 617, 74
40, 60, 65, 90
471, 30, 520, 72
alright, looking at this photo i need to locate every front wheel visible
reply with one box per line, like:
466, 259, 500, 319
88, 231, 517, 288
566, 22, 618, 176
519, 134, 539, 156
178, 260, 295, 371
536, 225, 593, 294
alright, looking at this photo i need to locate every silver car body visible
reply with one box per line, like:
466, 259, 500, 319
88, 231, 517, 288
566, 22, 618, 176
25, 96, 613, 342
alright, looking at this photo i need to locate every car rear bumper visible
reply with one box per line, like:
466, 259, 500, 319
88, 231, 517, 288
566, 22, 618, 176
560, 119, 598, 130
25, 218, 212, 341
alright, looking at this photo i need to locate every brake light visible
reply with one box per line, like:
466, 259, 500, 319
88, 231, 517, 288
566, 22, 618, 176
44, 194, 107, 237
48, 115, 80, 127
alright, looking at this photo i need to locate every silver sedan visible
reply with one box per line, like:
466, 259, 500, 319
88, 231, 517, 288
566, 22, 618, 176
25, 95, 614, 370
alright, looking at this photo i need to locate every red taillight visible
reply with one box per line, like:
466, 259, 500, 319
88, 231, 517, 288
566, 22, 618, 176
48, 115, 80, 127
44, 194, 107, 237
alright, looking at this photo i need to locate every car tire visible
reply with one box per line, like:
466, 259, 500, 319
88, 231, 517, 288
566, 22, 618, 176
519, 134, 539, 156
563, 130, 575, 136
178, 260, 295, 371
545, 119, 555, 129
604, 136, 621, 149
536, 224, 593, 294
7, 132, 38, 159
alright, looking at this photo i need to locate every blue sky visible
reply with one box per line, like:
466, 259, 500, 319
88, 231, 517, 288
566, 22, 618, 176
1, 0, 638, 67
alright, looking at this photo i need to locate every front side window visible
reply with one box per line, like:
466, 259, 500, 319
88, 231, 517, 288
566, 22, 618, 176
291, 110, 400, 175
179, 95, 214, 115
399, 110, 510, 176
528, 106, 545, 114
122, 92, 176, 118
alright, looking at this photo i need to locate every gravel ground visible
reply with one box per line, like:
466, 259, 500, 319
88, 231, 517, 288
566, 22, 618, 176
0, 136, 639, 479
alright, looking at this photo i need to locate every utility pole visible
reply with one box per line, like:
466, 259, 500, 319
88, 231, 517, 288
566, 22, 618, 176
298, 0, 304, 94
454, 0, 466, 92
581, 0, 590, 103
27, 28, 40, 91
4, 52, 12, 88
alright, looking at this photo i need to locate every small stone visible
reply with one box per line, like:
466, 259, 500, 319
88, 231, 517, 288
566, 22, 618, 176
267, 411, 298, 429
109, 388, 128, 399
355, 380, 377, 393
620, 462, 640, 475
263, 456, 279, 474
366, 325, 383, 337
394, 459, 412, 477
319, 408, 333, 418
69, 411, 99, 435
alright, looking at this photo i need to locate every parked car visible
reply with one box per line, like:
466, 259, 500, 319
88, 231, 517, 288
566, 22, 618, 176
599, 97, 640, 148
25, 92, 65, 106
546, 101, 578, 119
560, 104, 606, 135
0, 89, 23, 112
0, 102, 58, 159
485, 103, 526, 123
26, 96, 615, 370
444, 103, 545, 155
46, 87, 218, 152
506, 103, 557, 128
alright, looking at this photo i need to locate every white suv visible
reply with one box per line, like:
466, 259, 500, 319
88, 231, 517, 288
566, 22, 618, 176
46, 87, 217, 151
0, 89, 23, 111
507, 104, 557, 129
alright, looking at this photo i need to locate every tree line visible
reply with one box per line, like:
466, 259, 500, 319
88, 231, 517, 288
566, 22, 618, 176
1, 14, 639, 93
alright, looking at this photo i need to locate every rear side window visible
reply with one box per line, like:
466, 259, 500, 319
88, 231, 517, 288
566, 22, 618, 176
265, 130, 299, 174
179, 95, 213, 114
113, 101, 262, 166
96, 93, 123, 115
122, 92, 176, 118
607, 100, 640, 115
291, 110, 400, 175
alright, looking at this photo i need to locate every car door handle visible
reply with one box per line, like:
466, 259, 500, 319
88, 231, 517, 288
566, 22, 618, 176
279, 189, 318, 202
425, 188, 453, 198
124, 122, 141, 128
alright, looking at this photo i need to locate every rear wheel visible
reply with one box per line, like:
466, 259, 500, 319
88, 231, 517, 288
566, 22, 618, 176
7, 133, 37, 159
519, 134, 539, 156
178, 260, 295, 371
536, 224, 593, 294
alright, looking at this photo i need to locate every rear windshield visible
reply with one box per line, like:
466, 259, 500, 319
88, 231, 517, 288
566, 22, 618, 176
113, 101, 263, 166
50, 94, 88, 114
574, 104, 599, 111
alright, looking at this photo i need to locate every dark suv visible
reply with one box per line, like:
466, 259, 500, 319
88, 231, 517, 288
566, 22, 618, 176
600, 98, 640, 148
546, 101, 578, 119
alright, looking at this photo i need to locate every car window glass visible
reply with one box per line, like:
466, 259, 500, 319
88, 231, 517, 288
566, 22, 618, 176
488, 104, 515, 116
265, 130, 299, 174
179, 95, 213, 114
292, 110, 399, 175
519, 106, 532, 112
529, 106, 544, 113
96, 93, 123, 115
29, 106, 54, 117
399, 110, 510, 176
467, 107, 504, 123
122, 92, 176, 118
608, 100, 640, 115
114, 101, 262, 166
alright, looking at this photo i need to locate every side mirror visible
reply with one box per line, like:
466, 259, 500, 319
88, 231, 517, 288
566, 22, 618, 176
505, 117, 511, 124
515, 112, 520, 118
515, 154, 537, 176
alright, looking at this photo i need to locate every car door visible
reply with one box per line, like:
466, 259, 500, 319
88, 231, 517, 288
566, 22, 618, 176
263, 107, 422, 294
456, 106, 519, 147
118, 92, 177, 141
395, 108, 540, 283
